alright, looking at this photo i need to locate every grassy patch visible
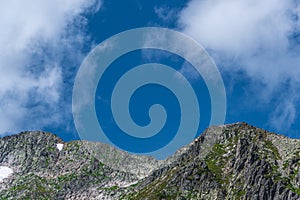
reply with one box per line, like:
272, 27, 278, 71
104, 185, 119, 191
233, 188, 246, 198
264, 140, 281, 160
204, 144, 228, 184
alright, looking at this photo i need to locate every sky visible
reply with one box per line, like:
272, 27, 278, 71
1, 0, 300, 159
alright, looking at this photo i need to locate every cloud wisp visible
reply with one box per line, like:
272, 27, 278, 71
0, 0, 101, 135
178, 0, 300, 133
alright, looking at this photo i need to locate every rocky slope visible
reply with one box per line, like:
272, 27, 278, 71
0, 123, 299, 199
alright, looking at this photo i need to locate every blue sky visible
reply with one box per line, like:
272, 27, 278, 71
1, 0, 300, 159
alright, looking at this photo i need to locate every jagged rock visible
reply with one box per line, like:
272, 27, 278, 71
0, 123, 299, 199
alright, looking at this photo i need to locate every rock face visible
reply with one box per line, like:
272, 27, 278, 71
0, 123, 299, 199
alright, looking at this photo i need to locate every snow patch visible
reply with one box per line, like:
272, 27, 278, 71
56, 143, 64, 151
0, 166, 13, 182
120, 180, 138, 188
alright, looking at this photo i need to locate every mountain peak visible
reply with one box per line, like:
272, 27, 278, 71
0, 123, 299, 199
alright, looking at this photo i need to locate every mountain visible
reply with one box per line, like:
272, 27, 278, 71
0, 122, 299, 199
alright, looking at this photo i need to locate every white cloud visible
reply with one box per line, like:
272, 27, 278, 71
155, 6, 178, 24
269, 97, 296, 132
178, 0, 300, 132
179, 0, 292, 56
0, 0, 101, 135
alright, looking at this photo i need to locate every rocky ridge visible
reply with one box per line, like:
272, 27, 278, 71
0, 123, 299, 199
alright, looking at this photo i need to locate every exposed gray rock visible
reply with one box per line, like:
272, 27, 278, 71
0, 123, 299, 199
125, 123, 300, 200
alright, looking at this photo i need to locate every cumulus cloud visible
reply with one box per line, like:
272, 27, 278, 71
178, 0, 300, 132
0, 0, 101, 135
